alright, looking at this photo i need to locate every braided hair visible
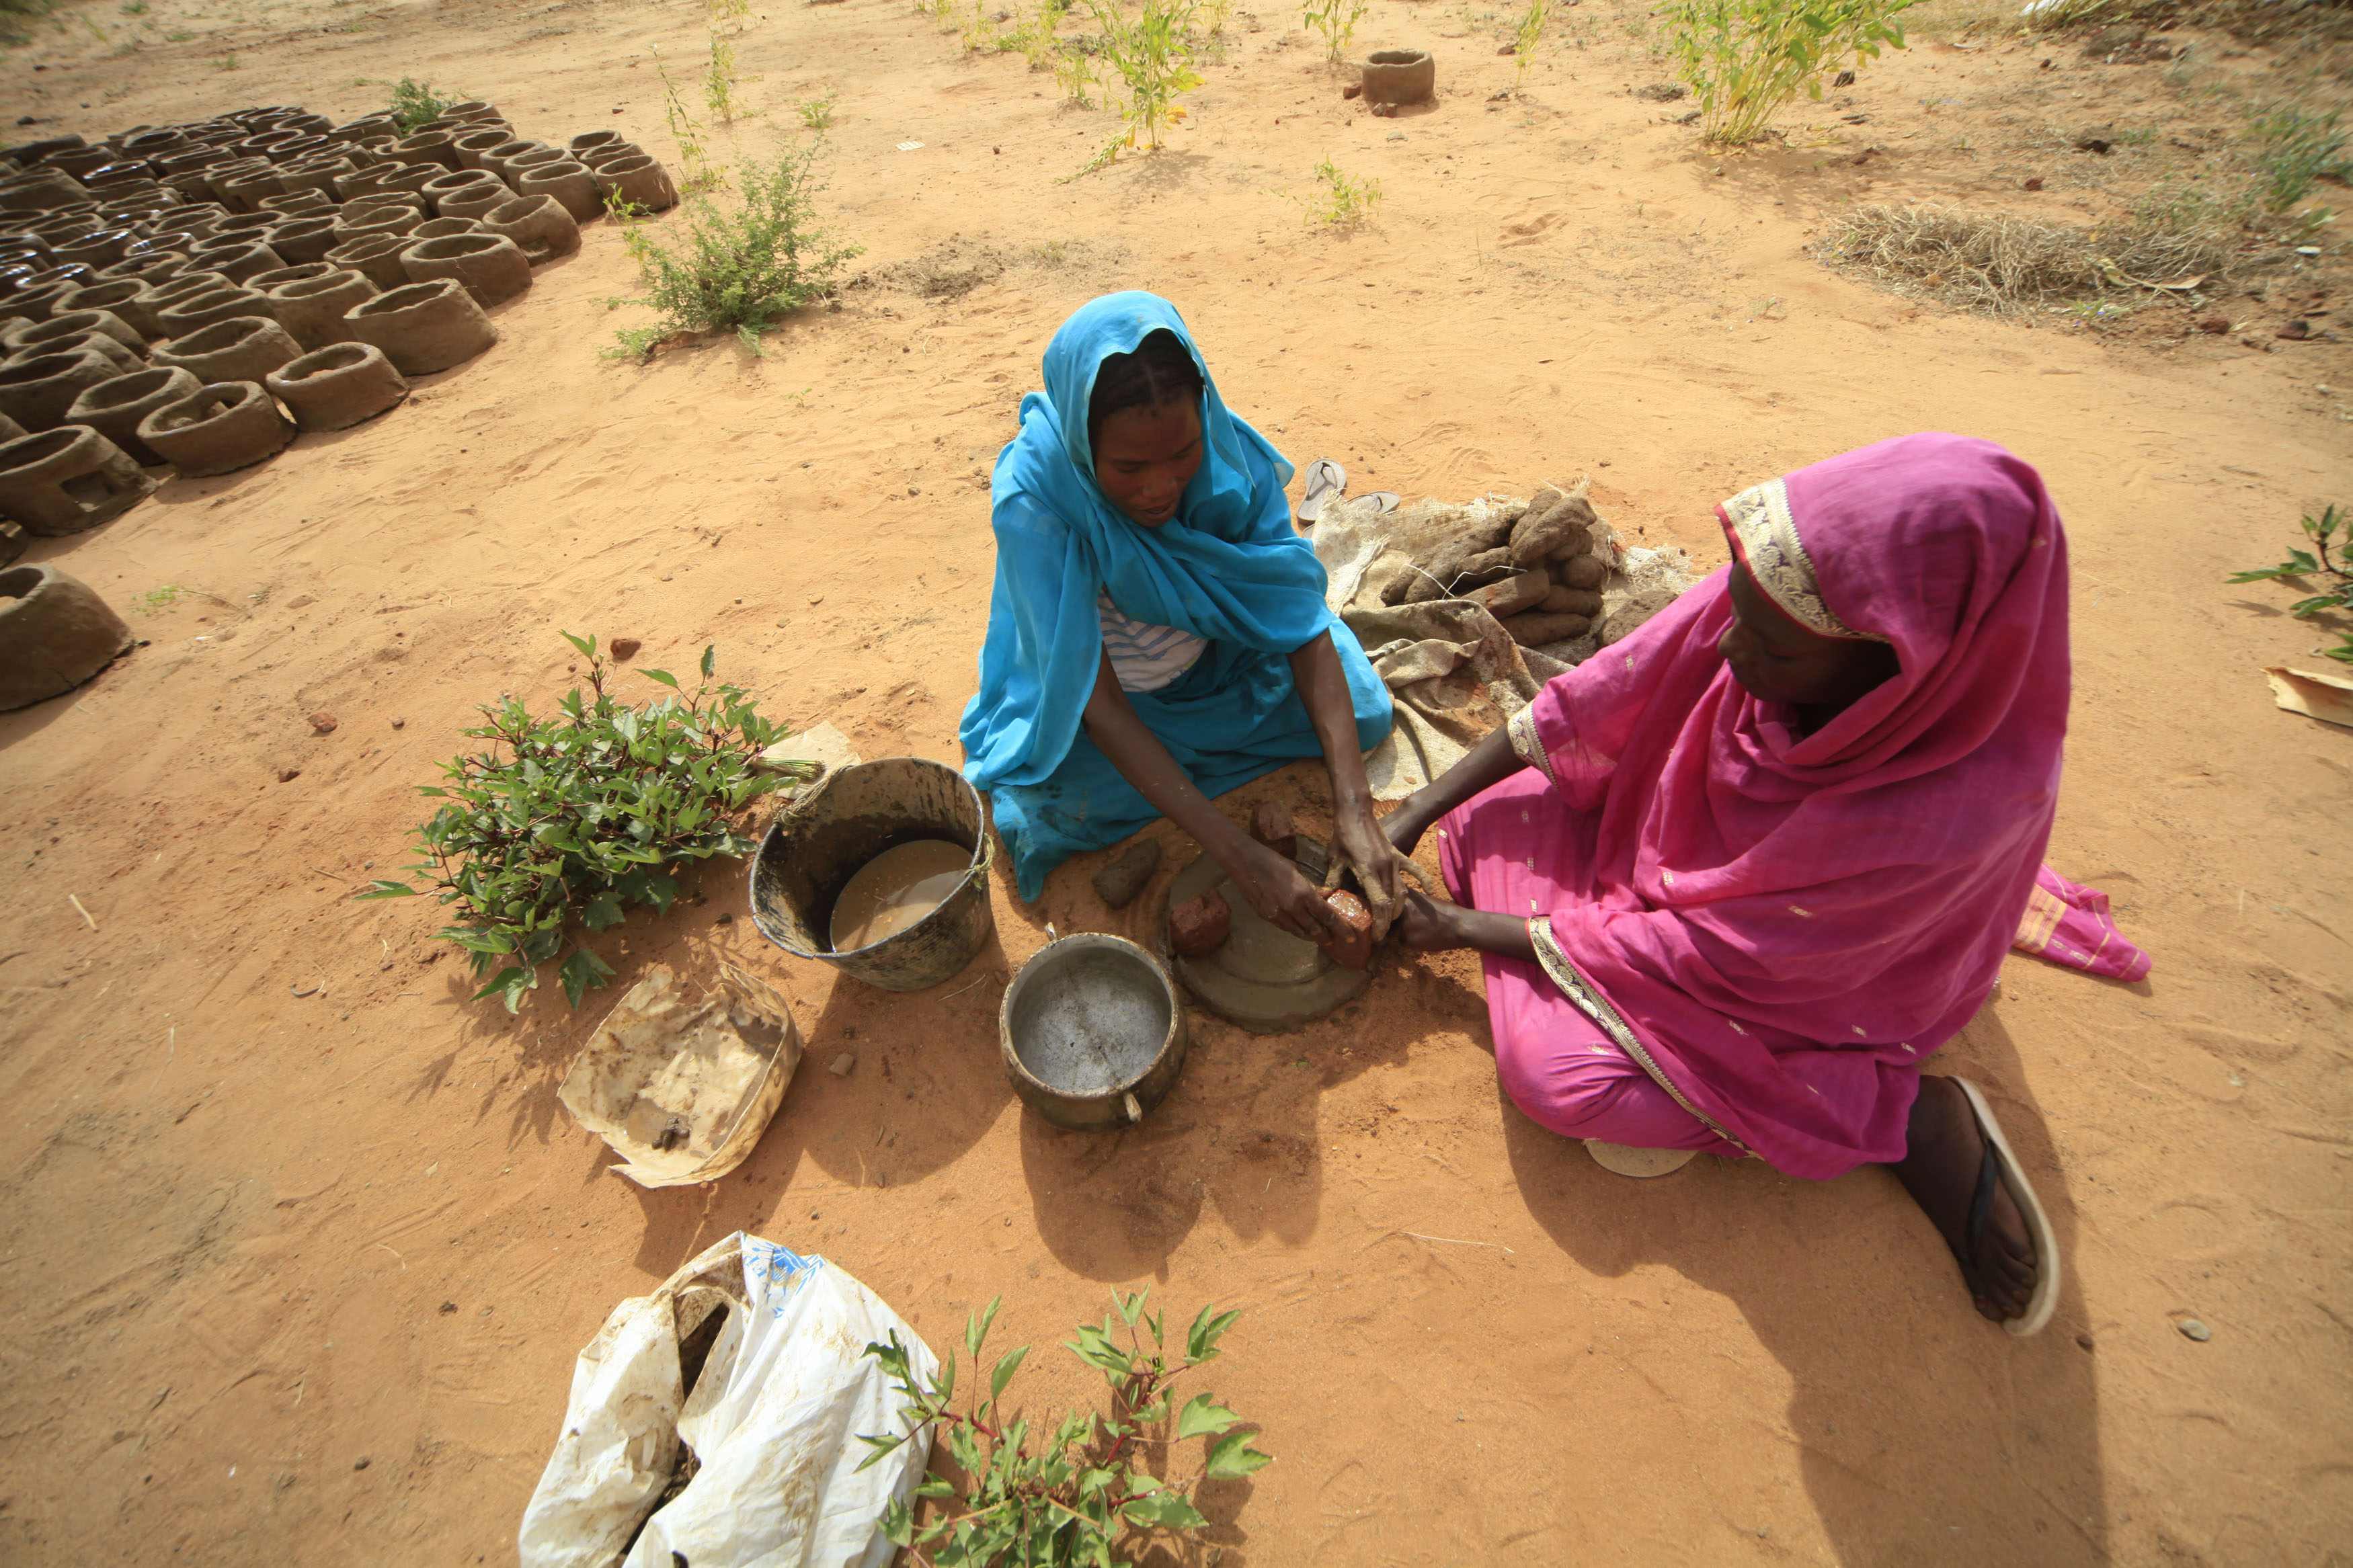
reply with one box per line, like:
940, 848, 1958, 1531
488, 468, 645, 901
1086, 329, 1205, 450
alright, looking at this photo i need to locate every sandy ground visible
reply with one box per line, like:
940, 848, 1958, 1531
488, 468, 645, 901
3, 0, 2350, 1561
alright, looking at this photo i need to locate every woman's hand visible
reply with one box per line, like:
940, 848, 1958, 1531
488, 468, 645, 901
1332, 797, 1414, 938
1394, 889, 1463, 952
1226, 839, 1343, 944
1382, 793, 1433, 859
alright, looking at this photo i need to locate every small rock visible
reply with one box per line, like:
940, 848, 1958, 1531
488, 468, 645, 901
2075, 134, 2113, 155
2178, 1317, 2212, 1342
2075, 1333, 2094, 1350
439, 1301, 457, 1314
2023, 176, 2044, 191
390, 717, 405, 730
1497, 42, 1516, 54
610, 637, 642, 660
1091, 838, 1162, 909
353, 1457, 371, 1471
1170, 890, 1231, 958
907, 485, 920, 495
715, 912, 734, 925
2198, 315, 2230, 333
278, 768, 301, 783
1342, 81, 1361, 99
2278, 319, 2312, 341
308, 712, 337, 735
1321, 889, 1373, 971
1832, 68, 1855, 86
828, 1052, 856, 1077
1632, 82, 1685, 102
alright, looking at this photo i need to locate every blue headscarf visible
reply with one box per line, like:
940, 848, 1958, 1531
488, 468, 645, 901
959, 292, 1338, 790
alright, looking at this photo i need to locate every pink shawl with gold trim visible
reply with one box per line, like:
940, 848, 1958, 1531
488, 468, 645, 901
1513, 434, 2107, 1175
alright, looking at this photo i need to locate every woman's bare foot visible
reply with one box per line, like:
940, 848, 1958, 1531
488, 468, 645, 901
1889, 1076, 2041, 1325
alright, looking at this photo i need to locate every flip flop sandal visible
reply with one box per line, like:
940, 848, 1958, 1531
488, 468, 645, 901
1587, 1141, 1698, 1179
1953, 1077, 2062, 1337
1363, 491, 1401, 513
1298, 458, 1346, 523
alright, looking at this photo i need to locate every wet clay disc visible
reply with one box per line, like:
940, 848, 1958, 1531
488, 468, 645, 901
1160, 835, 1369, 1034
1585, 1141, 1698, 1179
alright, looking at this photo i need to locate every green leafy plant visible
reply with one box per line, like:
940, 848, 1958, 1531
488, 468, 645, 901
858, 1292, 1270, 1565
1079, 0, 1203, 172
2252, 105, 2350, 215
653, 46, 723, 193
1306, 155, 1381, 226
603, 185, 652, 224
1509, 0, 1548, 81
360, 635, 803, 1011
1663, 0, 1915, 147
216, 51, 239, 69
383, 75, 452, 132
606, 141, 860, 356
1055, 39, 1099, 105
1300, 0, 1365, 61
799, 93, 837, 130
132, 583, 186, 612
2230, 504, 2353, 663
706, 30, 743, 122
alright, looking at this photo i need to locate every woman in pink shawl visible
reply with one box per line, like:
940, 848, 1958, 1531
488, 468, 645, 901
1382, 434, 2112, 1337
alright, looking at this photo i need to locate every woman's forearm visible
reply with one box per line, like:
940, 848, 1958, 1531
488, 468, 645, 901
1287, 630, 1371, 812
1082, 653, 1251, 865
1396, 721, 1529, 838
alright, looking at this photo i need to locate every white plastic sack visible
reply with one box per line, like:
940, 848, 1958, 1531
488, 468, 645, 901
518, 1232, 938, 1568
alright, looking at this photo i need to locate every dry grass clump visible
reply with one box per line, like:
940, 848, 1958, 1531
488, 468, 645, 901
1821, 200, 2245, 315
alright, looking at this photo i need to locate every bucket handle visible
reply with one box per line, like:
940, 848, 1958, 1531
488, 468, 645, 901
1121, 1091, 1142, 1125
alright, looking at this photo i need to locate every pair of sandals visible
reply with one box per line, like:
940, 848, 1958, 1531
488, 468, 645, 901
1297, 458, 1397, 524
1589, 1077, 2061, 1338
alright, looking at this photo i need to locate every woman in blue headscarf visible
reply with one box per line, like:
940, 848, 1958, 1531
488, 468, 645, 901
959, 293, 1398, 939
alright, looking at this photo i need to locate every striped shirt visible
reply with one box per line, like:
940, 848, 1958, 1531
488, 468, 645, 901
1097, 591, 1205, 693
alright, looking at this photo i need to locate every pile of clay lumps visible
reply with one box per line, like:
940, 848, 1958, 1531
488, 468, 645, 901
1378, 482, 1613, 648
0, 101, 678, 553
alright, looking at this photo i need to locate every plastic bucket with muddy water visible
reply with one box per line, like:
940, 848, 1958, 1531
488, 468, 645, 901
748, 755, 994, 992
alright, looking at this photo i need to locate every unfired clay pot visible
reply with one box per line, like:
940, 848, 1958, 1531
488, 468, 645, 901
344, 279, 495, 374
188, 239, 284, 283
153, 315, 301, 385
0, 563, 138, 710
594, 155, 678, 214
0, 427, 153, 534
515, 161, 602, 222
323, 234, 410, 290
138, 380, 293, 476
266, 341, 407, 431
66, 364, 202, 464
6, 308, 147, 360
481, 195, 580, 263
157, 285, 272, 338
269, 268, 377, 349
399, 233, 531, 307
0, 349, 122, 430
54, 279, 163, 339
1359, 48, 1436, 106
267, 216, 340, 265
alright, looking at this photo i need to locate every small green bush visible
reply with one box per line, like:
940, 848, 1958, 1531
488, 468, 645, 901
361, 635, 803, 1012
1663, 0, 1915, 147
2231, 504, 2353, 663
1307, 156, 1381, 227
1301, 0, 1365, 60
383, 76, 453, 132
858, 1290, 1270, 1565
607, 142, 861, 356
1076, 0, 1203, 173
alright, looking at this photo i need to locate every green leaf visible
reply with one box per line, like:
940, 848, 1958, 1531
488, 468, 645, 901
562, 630, 595, 658
1204, 1429, 1273, 1479
639, 668, 682, 690
559, 946, 616, 1007
990, 1344, 1029, 1400
1185, 1304, 1240, 1363
1176, 1392, 1239, 1440
581, 889, 627, 930
701, 643, 717, 679
967, 1296, 1000, 1360
1121, 1492, 1207, 1528
472, 965, 528, 1003
356, 879, 421, 899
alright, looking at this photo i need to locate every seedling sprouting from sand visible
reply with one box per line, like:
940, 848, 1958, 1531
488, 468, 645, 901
1301, 0, 1366, 62
1306, 156, 1381, 226
606, 141, 860, 356
132, 584, 186, 614
1074, 0, 1204, 174
1663, 0, 1915, 147
798, 93, 836, 130
1509, 0, 1548, 82
705, 31, 743, 122
653, 46, 723, 192
857, 1291, 1271, 1564
2232, 504, 2353, 664
360, 636, 807, 1012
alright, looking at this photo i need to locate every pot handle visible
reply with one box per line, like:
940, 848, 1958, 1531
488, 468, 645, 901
1122, 1091, 1142, 1126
